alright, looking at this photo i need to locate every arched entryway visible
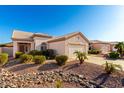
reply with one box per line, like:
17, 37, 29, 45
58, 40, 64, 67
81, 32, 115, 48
41, 42, 47, 51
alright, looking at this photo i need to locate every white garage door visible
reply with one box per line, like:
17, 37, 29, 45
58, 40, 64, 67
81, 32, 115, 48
69, 45, 85, 58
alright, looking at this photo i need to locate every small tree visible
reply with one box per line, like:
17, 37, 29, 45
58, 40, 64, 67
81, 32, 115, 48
115, 42, 124, 57
103, 61, 123, 74
74, 51, 88, 64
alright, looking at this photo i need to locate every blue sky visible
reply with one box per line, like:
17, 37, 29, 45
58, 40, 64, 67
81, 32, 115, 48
0, 5, 124, 43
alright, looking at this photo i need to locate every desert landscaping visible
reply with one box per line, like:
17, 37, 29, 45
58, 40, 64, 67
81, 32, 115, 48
0, 52, 124, 88
1, 41, 124, 88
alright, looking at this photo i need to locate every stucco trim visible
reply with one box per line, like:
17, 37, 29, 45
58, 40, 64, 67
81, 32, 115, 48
90, 42, 111, 44
68, 42, 86, 46
47, 37, 66, 43
74, 32, 89, 43
12, 38, 33, 41
47, 32, 89, 43
32, 34, 52, 38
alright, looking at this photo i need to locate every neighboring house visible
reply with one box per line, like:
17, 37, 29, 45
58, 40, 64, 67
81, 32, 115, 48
110, 42, 118, 51
12, 30, 89, 58
0, 42, 13, 57
90, 40, 118, 54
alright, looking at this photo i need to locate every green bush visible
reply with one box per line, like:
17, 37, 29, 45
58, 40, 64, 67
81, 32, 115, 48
55, 55, 68, 66
42, 49, 56, 59
20, 54, 33, 63
109, 51, 120, 59
0, 53, 8, 66
34, 55, 46, 64
55, 80, 63, 88
88, 49, 101, 54
29, 50, 42, 56
103, 61, 122, 74
15, 52, 24, 58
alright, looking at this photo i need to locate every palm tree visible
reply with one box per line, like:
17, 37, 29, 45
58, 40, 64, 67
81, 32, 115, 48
74, 51, 88, 64
115, 42, 124, 57
103, 61, 123, 74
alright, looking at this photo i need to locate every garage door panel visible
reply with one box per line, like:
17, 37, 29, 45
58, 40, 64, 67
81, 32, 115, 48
69, 45, 85, 58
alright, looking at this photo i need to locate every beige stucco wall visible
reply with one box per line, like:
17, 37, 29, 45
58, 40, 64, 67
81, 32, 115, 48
66, 34, 89, 54
13, 40, 34, 57
34, 37, 51, 50
48, 41, 66, 55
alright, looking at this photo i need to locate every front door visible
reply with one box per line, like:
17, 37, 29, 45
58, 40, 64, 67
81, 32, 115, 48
18, 43, 31, 53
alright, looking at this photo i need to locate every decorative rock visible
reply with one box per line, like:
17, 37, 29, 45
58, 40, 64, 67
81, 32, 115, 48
78, 75, 84, 79
78, 79, 83, 83
0, 69, 104, 88
35, 81, 42, 85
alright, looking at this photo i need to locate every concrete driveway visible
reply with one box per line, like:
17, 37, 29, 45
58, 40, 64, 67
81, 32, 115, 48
87, 55, 124, 70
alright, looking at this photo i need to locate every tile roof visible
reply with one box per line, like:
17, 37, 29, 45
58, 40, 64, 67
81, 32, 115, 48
12, 30, 89, 43
90, 40, 119, 44
12, 30, 52, 40
47, 32, 89, 43
12, 30, 34, 40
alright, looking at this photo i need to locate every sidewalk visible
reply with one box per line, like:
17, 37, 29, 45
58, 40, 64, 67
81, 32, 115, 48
87, 55, 124, 70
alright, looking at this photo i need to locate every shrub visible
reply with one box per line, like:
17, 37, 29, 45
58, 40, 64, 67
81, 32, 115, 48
55, 80, 63, 88
42, 49, 56, 59
29, 50, 42, 56
15, 52, 24, 58
88, 49, 101, 54
0, 53, 8, 66
34, 55, 46, 64
109, 51, 120, 59
20, 54, 33, 63
115, 42, 124, 58
55, 55, 68, 66
74, 51, 88, 64
103, 61, 122, 74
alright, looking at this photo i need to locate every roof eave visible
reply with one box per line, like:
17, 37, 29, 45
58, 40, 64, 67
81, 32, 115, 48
47, 37, 66, 43
32, 34, 52, 38
12, 38, 33, 41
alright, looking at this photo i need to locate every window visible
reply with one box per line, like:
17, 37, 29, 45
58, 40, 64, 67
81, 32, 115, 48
41, 42, 47, 51
77, 37, 80, 40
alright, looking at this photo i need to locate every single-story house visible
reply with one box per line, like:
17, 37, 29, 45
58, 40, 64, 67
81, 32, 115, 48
89, 40, 118, 54
12, 30, 89, 58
